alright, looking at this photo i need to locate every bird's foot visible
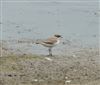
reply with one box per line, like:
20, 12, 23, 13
47, 54, 52, 56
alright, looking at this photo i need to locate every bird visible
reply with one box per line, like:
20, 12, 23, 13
36, 34, 62, 56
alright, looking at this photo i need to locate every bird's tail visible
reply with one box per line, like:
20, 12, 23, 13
35, 39, 42, 44
36, 42, 40, 44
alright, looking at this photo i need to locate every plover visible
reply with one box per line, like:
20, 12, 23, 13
36, 34, 62, 56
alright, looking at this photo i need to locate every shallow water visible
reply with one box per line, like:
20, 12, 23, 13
0, 0, 99, 54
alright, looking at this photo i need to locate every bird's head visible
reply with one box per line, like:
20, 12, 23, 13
54, 34, 63, 38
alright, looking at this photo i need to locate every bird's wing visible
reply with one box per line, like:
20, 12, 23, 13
43, 37, 57, 44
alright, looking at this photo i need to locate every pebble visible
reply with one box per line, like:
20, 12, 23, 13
34, 79, 38, 82
65, 80, 71, 83
45, 57, 53, 61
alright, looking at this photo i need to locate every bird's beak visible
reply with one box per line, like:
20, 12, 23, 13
61, 36, 63, 38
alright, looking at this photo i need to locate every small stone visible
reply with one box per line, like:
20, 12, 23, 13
65, 76, 68, 79
65, 80, 71, 83
45, 57, 52, 61
72, 54, 77, 58
34, 79, 38, 82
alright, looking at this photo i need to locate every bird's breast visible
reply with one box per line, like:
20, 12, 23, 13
55, 39, 60, 45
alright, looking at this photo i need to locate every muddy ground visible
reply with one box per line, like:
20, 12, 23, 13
0, 44, 100, 85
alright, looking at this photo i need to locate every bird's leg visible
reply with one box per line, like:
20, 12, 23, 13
48, 48, 52, 56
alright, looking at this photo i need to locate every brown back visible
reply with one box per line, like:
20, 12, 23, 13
43, 37, 57, 44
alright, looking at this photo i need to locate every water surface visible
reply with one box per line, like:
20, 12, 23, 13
1, 0, 99, 54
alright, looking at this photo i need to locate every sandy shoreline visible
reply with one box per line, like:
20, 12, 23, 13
0, 43, 100, 85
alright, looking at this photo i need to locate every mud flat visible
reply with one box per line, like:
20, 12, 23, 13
0, 45, 100, 85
